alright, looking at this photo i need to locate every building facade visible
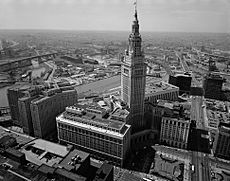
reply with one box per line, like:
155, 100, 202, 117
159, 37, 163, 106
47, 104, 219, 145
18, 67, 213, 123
168, 73, 192, 95
18, 96, 37, 136
31, 88, 78, 139
203, 73, 225, 100
213, 123, 230, 160
56, 105, 131, 167
158, 100, 191, 149
7, 83, 31, 126
121, 8, 146, 133
145, 80, 179, 104
160, 117, 190, 149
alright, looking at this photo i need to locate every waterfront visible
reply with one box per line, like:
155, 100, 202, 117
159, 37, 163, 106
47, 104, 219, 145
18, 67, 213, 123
0, 65, 46, 107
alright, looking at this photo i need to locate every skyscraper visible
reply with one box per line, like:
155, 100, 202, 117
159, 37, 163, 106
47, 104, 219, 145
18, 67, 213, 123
121, 5, 146, 133
213, 122, 230, 160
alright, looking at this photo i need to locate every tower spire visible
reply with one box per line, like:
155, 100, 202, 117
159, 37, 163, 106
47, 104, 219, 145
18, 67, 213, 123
134, 0, 138, 21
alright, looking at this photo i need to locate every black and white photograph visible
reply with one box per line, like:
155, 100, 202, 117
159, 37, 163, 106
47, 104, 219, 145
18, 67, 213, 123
0, 0, 229, 180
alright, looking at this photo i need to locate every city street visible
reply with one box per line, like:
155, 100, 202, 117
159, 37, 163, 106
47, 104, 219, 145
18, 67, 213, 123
190, 95, 207, 129
191, 151, 210, 181
190, 95, 211, 181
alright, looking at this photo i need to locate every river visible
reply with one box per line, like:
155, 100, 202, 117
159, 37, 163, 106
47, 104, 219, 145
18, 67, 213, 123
0, 65, 46, 107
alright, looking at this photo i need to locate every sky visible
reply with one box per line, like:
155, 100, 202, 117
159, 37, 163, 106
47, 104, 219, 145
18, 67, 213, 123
0, 0, 229, 33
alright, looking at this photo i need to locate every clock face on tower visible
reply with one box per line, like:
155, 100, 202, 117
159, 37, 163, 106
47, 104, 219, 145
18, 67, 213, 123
121, 5, 146, 133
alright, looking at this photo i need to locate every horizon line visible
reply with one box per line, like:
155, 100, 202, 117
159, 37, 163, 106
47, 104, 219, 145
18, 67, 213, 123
0, 28, 229, 34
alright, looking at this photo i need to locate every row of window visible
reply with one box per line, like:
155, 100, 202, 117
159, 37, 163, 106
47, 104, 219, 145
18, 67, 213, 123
58, 128, 123, 157
162, 119, 189, 128
161, 139, 187, 149
61, 114, 121, 133
58, 123, 123, 144
146, 91, 178, 103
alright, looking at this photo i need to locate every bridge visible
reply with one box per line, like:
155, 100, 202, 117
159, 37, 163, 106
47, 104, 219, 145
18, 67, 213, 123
0, 52, 58, 72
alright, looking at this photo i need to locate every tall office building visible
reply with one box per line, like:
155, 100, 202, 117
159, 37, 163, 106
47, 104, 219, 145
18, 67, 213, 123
30, 88, 78, 139
168, 73, 192, 95
203, 73, 225, 100
213, 123, 230, 160
121, 6, 146, 132
159, 100, 191, 149
7, 83, 32, 126
160, 117, 190, 149
56, 104, 131, 167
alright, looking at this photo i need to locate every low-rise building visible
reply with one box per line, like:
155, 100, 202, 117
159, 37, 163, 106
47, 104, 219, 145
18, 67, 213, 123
0, 131, 114, 181
145, 78, 179, 104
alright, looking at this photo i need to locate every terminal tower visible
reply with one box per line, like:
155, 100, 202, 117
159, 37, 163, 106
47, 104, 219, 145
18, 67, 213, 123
121, 5, 146, 133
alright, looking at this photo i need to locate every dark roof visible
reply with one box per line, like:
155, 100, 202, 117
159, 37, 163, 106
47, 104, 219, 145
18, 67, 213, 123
31, 173, 48, 181
57, 149, 89, 172
94, 163, 113, 181
38, 164, 55, 175
0, 135, 17, 148
0, 169, 25, 181
55, 168, 86, 181
5, 148, 25, 158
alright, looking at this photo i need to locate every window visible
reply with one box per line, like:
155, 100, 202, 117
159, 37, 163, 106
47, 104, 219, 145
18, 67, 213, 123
124, 68, 129, 74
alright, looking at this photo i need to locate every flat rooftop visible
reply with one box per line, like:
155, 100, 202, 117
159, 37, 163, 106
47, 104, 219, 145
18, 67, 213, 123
152, 145, 191, 181
206, 98, 230, 113
0, 127, 34, 145
157, 99, 191, 118
110, 109, 129, 120
58, 115, 130, 138
20, 139, 70, 167
7, 82, 32, 92
56, 149, 89, 171
64, 105, 127, 131
145, 79, 178, 96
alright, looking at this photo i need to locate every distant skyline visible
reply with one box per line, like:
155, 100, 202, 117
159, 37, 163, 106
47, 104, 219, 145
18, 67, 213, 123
0, 0, 229, 33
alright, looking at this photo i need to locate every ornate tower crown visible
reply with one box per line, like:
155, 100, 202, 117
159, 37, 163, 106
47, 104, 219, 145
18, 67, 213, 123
121, 0, 146, 133
128, 0, 142, 59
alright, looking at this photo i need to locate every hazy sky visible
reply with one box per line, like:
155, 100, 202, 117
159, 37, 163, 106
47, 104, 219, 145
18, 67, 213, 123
0, 0, 229, 33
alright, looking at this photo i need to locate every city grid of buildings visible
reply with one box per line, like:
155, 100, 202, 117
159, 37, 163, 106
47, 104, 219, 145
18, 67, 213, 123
0, 2, 229, 181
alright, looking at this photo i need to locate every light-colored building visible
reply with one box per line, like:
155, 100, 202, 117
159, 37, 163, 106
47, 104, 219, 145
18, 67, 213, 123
160, 117, 190, 149
56, 104, 131, 167
159, 100, 190, 149
121, 7, 146, 133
